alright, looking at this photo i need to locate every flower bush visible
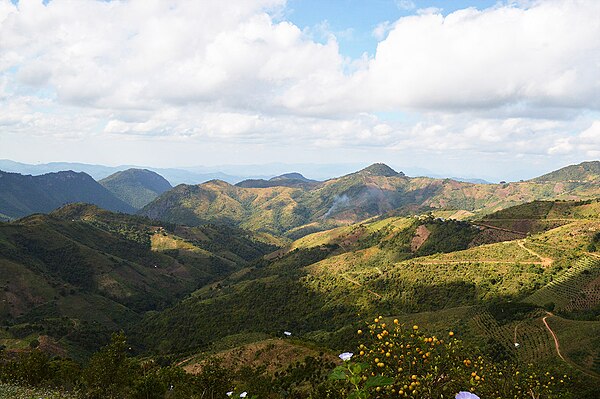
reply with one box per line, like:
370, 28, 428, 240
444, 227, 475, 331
329, 317, 572, 399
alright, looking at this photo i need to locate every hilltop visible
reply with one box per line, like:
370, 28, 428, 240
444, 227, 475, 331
532, 161, 600, 183
139, 161, 600, 236
235, 172, 319, 189
0, 170, 134, 220
99, 168, 172, 209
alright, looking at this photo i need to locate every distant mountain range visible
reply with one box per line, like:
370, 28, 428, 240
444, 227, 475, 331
0, 159, 242, 185
1, 161, 599, 229
235, 172, 319, 189
139, 161, 600, 237
0, 159, 495, 185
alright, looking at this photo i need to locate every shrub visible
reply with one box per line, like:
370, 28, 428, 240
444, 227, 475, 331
330, 318, 572, 398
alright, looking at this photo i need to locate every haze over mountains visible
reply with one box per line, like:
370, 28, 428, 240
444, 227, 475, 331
0, 159, 499, 185
1, 161, 599, 227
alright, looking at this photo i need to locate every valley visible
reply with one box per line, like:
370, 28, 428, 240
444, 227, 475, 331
1, 161, 599, 398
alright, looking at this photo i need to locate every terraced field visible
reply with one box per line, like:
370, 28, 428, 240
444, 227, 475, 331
525, 256, 600, 312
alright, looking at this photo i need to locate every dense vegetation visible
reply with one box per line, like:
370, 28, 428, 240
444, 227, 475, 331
0, 205, 277, 358
1, 324, 596, 399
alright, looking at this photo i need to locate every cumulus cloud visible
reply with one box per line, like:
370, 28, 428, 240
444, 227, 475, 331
0, 0, 599, 169
356, 0, 600, 112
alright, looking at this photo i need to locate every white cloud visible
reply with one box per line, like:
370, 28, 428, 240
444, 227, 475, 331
0, 0, 599, 174
367, 1, 600, 111
395, 1, 416, 11
372, 21, 393, 40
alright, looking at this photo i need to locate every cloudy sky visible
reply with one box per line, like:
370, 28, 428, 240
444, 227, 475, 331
1, 0, 599, 181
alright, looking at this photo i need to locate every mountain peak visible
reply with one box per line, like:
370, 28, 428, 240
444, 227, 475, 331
99, 168, 172, 209
358, 163, 402, 177
270, 172, 312, 182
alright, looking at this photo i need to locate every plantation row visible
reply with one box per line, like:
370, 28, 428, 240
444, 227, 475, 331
526, 257, 600, 313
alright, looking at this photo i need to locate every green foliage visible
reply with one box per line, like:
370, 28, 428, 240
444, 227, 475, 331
414, 219, 479, 256
331, 320, 575, 399
0, 207, 279, 357
82, 331, 135, 398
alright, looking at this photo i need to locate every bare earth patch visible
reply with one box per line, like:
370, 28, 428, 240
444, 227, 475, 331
410, 225, 431, 252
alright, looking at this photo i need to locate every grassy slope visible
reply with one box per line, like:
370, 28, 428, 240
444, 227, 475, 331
133, 200, 600, 384
0, 204, 278, 358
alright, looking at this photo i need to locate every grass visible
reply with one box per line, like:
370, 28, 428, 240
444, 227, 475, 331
545, 315, 600, 375
0, 384, 79, 399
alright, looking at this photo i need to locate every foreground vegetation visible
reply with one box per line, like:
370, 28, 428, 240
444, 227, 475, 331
2, 322, 595, 399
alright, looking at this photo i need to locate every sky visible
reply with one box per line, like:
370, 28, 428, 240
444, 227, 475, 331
0, 0, 599, 181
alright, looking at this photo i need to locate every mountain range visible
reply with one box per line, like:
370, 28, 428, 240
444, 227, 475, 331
139, 161, 600, 237
0, 160, 599, 394
2, 161, 599, 231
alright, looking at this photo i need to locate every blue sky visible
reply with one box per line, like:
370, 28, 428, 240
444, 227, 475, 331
0, 0, 599, 181
286, 0, 499, 58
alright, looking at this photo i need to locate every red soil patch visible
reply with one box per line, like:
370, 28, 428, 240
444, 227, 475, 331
410, 225, 431, 252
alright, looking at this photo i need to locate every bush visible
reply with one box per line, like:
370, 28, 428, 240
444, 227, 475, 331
329, 318, 572, 398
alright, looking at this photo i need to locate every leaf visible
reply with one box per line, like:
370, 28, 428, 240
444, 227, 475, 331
329, 367, 347, 380
365, 375, 395, 388
348, 390, 368, 399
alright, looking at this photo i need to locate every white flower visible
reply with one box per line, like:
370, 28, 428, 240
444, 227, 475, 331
240, 392, 248, 398
284, 331, 292, 336
456, 392, 480, 399
226, 392, 233, 397
338, 352, 353, 361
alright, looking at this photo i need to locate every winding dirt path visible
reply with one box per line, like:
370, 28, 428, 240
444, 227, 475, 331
542, 313, 600, 379
415, 260, 544, 265
518, 240, 553, 267
542, 313, 565, 361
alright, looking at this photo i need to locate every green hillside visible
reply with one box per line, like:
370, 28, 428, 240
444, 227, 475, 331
0, 170, 135, 220
476, 199, 600, 234
139, 161, 600, 237
2, 199, 599, 397
133, 211, 600, 348
533, 160, 600, 183
99, 168, 172, 209
0, 204, 277, 357
128, 198, 600, 396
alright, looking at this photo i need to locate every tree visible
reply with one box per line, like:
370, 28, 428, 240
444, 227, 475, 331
82, 331, 136, 398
